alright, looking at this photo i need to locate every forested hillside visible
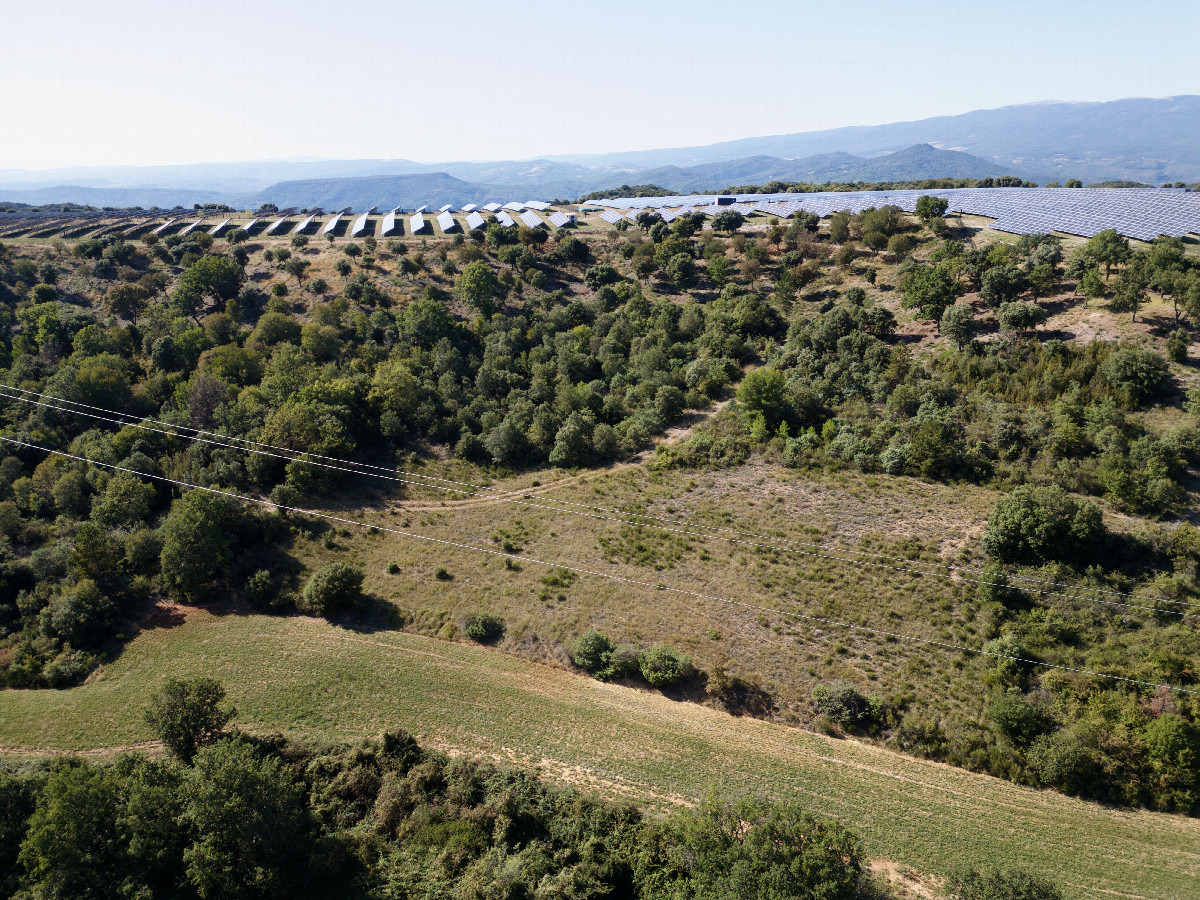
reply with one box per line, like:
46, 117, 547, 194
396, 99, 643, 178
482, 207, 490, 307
1, 200, 1199, 828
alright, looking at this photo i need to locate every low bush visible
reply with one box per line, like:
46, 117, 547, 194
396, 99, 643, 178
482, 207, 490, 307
463, 613, 504, 644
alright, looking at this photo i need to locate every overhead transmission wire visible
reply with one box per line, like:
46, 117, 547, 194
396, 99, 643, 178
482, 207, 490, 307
0, 381, 1183, 610
2, 433, 1194, 698
0, 381, 1171, 604
1, 383, 1196, 620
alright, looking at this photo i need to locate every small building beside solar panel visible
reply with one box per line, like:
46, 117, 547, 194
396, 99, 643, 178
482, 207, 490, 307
548, 211, 575, 228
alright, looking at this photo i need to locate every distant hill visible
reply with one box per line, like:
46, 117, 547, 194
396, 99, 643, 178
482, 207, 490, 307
552, 96, 1200, 185
633, 145, 1013, 193
2, 96, 1196, 207
249, 173, 508, 211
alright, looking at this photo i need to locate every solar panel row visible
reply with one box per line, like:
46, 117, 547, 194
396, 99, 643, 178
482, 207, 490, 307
591, 188, 1200, 242
495, 211, 516, 227
465, 211, 486, 230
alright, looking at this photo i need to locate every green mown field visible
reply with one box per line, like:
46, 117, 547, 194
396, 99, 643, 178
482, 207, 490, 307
3, 610, 1197, 900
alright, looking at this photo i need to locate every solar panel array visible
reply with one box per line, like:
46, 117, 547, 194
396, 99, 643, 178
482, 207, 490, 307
503, 201, 525, 212
436, 211, 457, 233
179, 217, 206, 236
350, 209, 374, 237
599, 209, 624, 225
525, 200, 551, 211
380, 208, 400, 236
548, 211, 574, 228
152, 216, 180, 236
409, 212, 427, 234
461, 203, 478, 213
292, 212, 318, 235
482, 203, 502, 212
465, 211, 486, 230
320, 212, 344, 236
240, 217, 259, 232
588, 188, 1200, 241
495, 211, 516, 227
208, 218, 230, 237
519, 210, 544, 228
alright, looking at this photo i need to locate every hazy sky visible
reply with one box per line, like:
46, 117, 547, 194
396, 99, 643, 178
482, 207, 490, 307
1, 0, 1197, 170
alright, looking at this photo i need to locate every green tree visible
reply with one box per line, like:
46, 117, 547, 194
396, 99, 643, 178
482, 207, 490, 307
159, 491, 246, 599
281, 257, 310, 283
301, 561, 364, 616
1101, 346, 1168, 406
572, 630, 614, 673
941, 302, 977, 350
981, 485, 1105, 566
179, 255, 244, 303
183, 740, 306, 899
711, 210, 745, 234
1077, 267, 1106, 306
901, 264, 958, 327
144, 677, 236, 763
981, 264, 1027, 307
17, 765, 129, 900
456, 259, 505, 315
915, 194, 950, 222
664, 252, 698, 289
103, 282, 151, 320
997, 300, 1047, 336
1084, 228, 1131, 278
91, 471, 156, 529
737, 367, 788, 431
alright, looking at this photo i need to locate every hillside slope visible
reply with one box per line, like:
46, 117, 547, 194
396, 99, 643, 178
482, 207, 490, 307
3, 611, 1197, 900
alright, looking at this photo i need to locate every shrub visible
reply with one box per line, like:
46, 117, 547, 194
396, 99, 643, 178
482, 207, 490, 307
1026, 731, 1098, 796
572, 630, 614, 673
301, 562, 364, 616
464, 613, 504, 644
811, 680, 872, 729
1101, 346, 1168, 406
143, 677, 236, 763
987, 693, 1050, 747
981, 485, 1105, 566
948, 867, 1064, 900
637, 644, 691, 687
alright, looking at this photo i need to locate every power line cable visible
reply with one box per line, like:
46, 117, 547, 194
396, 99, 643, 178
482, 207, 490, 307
0, 386, 1189, 620
2, 433, 1193, 696
2, 384, 1195, 619
0, 380, 1184, 610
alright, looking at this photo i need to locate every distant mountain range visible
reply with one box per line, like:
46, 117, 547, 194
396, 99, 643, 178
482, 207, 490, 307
1, 97, 1196, 209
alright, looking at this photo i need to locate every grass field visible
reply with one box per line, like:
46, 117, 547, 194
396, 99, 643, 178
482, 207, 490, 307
2, 609, 1198, 900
